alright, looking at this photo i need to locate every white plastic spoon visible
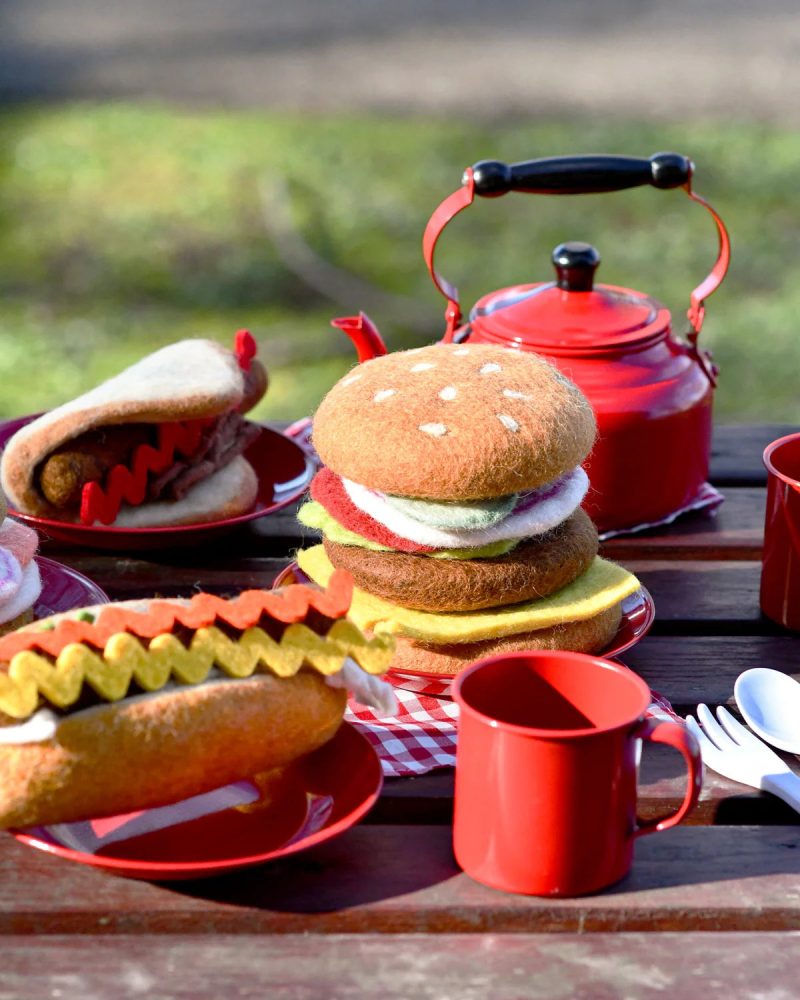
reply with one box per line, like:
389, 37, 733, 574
734, 668, 800, 756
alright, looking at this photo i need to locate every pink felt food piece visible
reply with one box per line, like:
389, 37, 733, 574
0, 549, 22, 602
0, 519, 38, 567
310, 469, 438, 554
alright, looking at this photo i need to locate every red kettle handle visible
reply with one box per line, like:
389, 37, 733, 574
422, 154, 731, 358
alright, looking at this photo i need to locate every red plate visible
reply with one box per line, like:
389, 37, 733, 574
32, 556, 111, 618
0, 416, 315, 551
10, 722, 381, 880
274, 563, 655, 697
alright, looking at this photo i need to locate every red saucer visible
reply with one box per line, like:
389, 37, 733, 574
10, 722, 381, 880
0, 416, 314, 550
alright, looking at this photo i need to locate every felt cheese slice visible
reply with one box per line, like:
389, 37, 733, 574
297, 544, 641, 644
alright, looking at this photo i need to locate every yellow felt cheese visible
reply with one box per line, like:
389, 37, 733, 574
297, 544, 641, 644
0, 620, 395, 720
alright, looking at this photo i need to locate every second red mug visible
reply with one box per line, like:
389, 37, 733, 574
761, 432, 800, 630
452, 650, 702, 897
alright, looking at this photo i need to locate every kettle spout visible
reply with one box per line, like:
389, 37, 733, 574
330, 312, 388, 363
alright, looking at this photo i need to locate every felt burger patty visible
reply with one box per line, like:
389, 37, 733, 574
322, 507, 599, 612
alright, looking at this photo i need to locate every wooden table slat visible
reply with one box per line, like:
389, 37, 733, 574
4, 932, 800, 999
3, 826, 800, 935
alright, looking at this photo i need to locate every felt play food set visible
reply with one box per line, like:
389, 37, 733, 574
0, 570, 396, 829
0, 492, 42, 637
297, 342, 641, 678
0, 331, 268, 528
335, 152, 730, 534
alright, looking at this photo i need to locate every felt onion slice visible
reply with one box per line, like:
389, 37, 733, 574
342, 467, 590, 548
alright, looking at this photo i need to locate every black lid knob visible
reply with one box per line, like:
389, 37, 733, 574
552, 242, 601, 291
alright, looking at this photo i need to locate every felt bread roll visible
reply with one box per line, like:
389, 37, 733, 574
311, 343, 596, 501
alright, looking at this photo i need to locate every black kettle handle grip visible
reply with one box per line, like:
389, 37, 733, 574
471, 153, 692, 197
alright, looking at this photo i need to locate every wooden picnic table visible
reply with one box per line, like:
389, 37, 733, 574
3, 423, 800, 998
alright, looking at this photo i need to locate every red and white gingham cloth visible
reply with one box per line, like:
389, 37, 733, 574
345, 686, 685, 778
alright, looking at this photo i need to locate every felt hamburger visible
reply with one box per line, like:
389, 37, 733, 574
0, 570, 395, 829
0, 331, 267, 528
296, 342, 641, 676
0, 489, 42, 636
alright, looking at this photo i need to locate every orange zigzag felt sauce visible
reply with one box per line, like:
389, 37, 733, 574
79, 418, 212, 526
0, 571, 354, 662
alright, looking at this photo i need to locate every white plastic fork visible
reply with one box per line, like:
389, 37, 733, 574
685, 704, 800, 815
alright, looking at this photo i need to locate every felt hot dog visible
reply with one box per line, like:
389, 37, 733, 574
0, 571, 396, 829
0, 332, 268, 527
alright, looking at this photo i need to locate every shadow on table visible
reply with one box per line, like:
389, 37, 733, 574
165, 825, 460, 913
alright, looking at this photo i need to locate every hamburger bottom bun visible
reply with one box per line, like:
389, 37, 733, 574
388, 602, 623, 677
322, 508, 598, 613
0, 671, 346, 830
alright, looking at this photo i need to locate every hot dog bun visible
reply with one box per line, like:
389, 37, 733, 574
0, 573, 395, 829
0, 671, 346, 830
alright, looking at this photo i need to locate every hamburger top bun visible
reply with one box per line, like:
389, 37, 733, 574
311, 343, 596, 501
1, 338, 249, 516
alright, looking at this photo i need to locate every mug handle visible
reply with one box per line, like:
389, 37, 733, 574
633, 717, 702, 837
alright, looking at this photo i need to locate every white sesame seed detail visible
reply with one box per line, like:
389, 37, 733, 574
438, 386, 458, 401
341, 373, 362, 386
480, 363, 502, 375
497, 414, 520, 433
502, 389, 530, 400
410, 362, 436, 372
373, 389, 397, 403
419, 422, 448, 437
453, 347, 471, 356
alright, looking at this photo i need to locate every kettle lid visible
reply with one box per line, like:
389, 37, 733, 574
469, 242, 670, 354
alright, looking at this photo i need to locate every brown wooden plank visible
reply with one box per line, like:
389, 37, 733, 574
4, 932, 800, 998
710, 423, 794, 486
2, 825, 800, 934
600, 487, 764, 561
625, 560, 768, 627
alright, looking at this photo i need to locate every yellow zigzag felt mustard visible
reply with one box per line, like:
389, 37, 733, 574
0, 620, 395, 720
298, 500, 519, 560
297, 544, 641, 644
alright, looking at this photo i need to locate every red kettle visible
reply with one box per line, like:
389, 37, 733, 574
335, 152, 730, 533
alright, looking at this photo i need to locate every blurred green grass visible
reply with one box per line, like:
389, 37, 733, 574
1, 103, 798, 424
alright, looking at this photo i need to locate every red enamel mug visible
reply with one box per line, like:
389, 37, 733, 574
452, 651, 702, 897
761, 433, 800, 630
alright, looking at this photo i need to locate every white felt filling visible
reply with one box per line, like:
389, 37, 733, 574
342, 467, 589, 547
0, 560, 41, 625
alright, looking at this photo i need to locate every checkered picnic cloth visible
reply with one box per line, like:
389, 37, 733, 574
345, 687, 685, 778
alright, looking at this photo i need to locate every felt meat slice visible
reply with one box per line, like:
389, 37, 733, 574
310, 468, 439, 554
